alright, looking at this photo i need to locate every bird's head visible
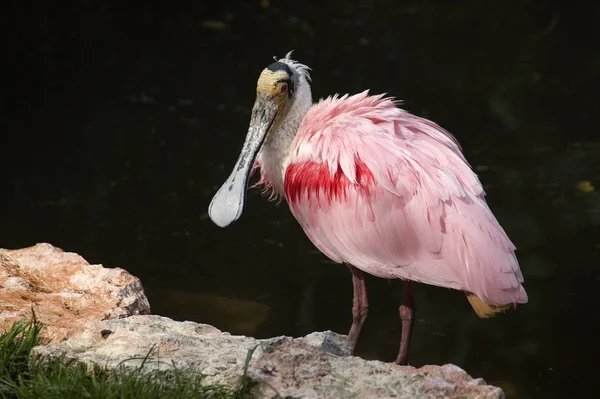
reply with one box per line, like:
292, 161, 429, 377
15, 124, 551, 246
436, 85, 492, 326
250, 54, 311, 145
208, 52, 311, 228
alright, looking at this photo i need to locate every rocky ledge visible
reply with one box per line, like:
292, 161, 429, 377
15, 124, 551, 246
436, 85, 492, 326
2, 244, 504, 398
0, 243, 150, 342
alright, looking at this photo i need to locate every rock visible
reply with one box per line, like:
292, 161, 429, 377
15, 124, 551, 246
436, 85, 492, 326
0, 243, 150, 342
32, 315, 285, 386
6, 244, 503, 397
251, 335, 503, 399
32, 315, 504, 398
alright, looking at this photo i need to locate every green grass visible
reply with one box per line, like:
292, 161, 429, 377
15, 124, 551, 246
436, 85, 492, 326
0, 318, 256, 399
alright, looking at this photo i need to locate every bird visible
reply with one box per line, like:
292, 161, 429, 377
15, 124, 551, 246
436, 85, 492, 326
208, 51, 528, 365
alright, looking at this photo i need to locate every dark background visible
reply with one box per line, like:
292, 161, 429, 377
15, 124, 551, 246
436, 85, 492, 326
2, 0, 599, 397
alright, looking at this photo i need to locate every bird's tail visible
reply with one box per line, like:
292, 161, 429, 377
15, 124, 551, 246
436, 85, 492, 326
466, 293, 511, 318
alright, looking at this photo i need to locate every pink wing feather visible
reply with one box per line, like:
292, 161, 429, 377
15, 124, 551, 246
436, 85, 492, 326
283, 91, 527, 307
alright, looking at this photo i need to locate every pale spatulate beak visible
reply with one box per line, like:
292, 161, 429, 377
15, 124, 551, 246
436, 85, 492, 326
208, 93, 279, 227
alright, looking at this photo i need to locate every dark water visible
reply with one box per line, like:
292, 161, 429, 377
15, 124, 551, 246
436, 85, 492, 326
2, 0, 599, 397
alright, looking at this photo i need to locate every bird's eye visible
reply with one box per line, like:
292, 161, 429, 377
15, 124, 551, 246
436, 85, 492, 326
281, 84, 288, 93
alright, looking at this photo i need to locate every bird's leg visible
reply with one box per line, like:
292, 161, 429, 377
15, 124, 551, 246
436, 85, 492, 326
396, 281, 415, 365
347, 264, 369, 352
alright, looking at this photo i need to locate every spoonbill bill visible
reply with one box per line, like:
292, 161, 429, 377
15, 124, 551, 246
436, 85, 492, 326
208, 52, 528, 365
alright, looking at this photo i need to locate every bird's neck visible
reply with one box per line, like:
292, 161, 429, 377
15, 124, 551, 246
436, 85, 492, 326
258, 83, 312, 196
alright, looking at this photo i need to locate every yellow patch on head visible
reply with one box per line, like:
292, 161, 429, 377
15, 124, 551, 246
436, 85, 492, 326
256, 69, 289, 95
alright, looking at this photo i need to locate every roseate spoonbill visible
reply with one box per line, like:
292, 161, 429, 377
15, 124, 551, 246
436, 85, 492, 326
208, 52, 528, 365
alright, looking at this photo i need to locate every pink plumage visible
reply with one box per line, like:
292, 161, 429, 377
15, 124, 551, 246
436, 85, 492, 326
274, 90, 528, 308
209, 55, 528, 364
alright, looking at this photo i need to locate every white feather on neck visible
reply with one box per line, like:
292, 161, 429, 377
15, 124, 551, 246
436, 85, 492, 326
256, 57, 313, 196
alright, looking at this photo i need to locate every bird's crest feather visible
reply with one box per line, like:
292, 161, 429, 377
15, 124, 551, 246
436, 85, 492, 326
278, 50, 312, 82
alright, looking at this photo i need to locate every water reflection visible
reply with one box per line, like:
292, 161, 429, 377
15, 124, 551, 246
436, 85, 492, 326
3, 1, 599, 398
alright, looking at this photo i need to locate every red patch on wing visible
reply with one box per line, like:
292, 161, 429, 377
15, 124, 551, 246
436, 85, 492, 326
285, 160, 375, 204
